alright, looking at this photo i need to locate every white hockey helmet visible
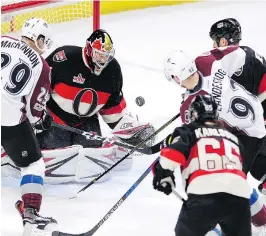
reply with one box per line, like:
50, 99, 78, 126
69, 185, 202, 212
22, 17, 53, 52
164, 50, 197, 86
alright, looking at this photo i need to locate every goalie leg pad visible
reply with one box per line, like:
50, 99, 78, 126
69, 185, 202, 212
41, 145, 81, 184
113, 145, 133, 171
2, 145, 82, 184
2, 144, 118, 184
1, 148, 21, 178
102, 139, 133, 171
76, 145, 116, 183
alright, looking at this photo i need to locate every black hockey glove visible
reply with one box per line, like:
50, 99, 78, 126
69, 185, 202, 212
34, 113, 53, 130
152, 160, 175, 195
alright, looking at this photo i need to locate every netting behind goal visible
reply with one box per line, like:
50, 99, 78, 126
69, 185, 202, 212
1, 0, 100, 35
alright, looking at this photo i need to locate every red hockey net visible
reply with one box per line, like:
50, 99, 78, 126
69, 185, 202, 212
1, 0, 100, 35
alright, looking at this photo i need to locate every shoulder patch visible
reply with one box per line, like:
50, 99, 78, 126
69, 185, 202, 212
234, 66, 243, 76
53, 50, 67, 62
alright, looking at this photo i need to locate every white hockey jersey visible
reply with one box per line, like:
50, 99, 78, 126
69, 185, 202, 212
1, 36, 51, 126
180, 48, 266, 138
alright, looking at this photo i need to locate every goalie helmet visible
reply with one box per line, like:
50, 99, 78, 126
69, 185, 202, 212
22, 17, 53, 53
189, 94, 218, 122
85, 29, 115, 76
164, 50, 197, 86
209, 18, 242, 46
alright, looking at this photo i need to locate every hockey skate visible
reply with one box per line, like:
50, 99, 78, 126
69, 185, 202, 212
15, 200, 57, 236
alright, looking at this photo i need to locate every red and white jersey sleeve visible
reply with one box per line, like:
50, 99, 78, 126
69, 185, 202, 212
159, 124, 251, 199
99, 96, 127, 124
1, 36, 51, 126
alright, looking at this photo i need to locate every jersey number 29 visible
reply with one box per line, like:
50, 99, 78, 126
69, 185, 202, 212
1, 52, 32, 95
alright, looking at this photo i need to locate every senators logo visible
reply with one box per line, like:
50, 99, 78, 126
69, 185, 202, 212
53, 50, 67, 62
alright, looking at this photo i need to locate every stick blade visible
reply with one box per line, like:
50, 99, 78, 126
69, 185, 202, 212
69, 194, 78, 200
52, 230, 94, 236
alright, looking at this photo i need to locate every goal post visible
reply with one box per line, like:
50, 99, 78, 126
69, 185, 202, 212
1, 0, 100, 35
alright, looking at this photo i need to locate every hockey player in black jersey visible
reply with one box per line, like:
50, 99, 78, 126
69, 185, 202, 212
153, 94, 251, 236
209, 17, 266, 208
35, 29, 154, 178
164, 48, 266, 230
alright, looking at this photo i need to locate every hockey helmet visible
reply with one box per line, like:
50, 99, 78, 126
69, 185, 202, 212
188, 94, 218, 122
22, 17, 53, 53
209, 18, 242, 46
164, 50, 197, 86
85, 29, 115, 75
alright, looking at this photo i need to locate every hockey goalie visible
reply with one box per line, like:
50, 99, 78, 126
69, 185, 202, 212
2, 28, 155, 184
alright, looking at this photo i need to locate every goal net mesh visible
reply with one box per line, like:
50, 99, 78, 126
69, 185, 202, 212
1, 0, 94, 35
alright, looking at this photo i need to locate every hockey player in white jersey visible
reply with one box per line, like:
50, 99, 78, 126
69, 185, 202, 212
208, 19, 266, 231
164, 49, 266, 228
1, 18, 56, 235
209, 18, 266, 197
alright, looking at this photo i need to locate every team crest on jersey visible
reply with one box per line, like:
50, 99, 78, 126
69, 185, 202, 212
234, 66, 243, 76
53, 50, 67, 62
73, 73, 85, 84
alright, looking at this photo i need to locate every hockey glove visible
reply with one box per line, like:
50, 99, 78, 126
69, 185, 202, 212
152, 160, 175, 195
34, 113, 53, 130
112, 113, 155, 148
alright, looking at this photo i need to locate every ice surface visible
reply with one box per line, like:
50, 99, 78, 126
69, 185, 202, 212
2, 1, 266, 235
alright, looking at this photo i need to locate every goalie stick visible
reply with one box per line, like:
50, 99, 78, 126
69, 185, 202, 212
52, 122, 159, 155
51, 158, 159, 236
71, 113, 180, 199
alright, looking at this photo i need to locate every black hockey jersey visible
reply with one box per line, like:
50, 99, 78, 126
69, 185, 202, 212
229, 46, 266, 120
231, 46, 266, 95
159, 121, 250, 198
45, 45, 126, 127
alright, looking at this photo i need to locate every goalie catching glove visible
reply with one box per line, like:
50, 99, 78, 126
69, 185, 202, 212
112, 113, 155, 148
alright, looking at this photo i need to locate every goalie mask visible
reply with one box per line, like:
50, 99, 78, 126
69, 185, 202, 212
85, 29, 115, 76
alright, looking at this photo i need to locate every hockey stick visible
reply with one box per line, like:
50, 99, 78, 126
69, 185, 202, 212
70, 113, 180, 199
51, 158, 159, 236
52, 122, 159, 155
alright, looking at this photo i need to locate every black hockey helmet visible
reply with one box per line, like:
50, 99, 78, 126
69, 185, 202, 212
85, 29, 115, 75
209, 18, 242, 46
189, 94, 218, 122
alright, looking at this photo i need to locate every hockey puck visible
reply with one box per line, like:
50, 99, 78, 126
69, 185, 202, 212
135, 96, 145, 107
